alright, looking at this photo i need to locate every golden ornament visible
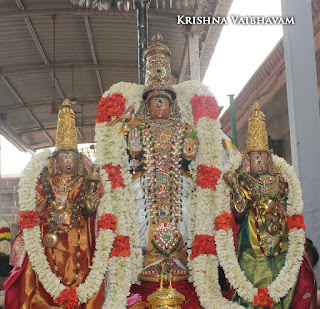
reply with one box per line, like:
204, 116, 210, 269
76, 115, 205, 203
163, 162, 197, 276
246, 102, 269, 153
55, 99, 78, 151
147, 273, 185, 309
43, 232, 59, 248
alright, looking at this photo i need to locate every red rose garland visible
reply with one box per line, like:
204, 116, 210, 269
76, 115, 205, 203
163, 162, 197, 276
196, 165, 221, 191
214, 211, 233, 231
253, 288, 274, 308
96, 93, 126, 124
110, 235, 130, 257
191, 234, 216, 260
19, 210, 40, 229
56, 286, 81, 309
102, 164, 125, 189
190, 94, 220, 124
98, 213, 118, 231
285, 214, 305, 231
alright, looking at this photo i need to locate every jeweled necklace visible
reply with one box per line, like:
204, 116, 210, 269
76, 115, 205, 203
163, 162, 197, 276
40, 167, 87, 247
142, 118, 185, 256
243, 173, 283, 258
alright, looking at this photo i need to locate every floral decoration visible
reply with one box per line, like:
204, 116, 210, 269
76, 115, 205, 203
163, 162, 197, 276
214, 211, 233, 231
0, 227, 12, 241
96, 93, 126, 124
190, 234, 216, 260
285, 214, 305, 231
56, 286, 81, 309
190, 94, 220, 125
102, 164, 125, 189
98, 213, 118, 231
96, 82, 144, 308
110, 235, 130, 257
196, 164, 221, 190
253, 288, 274, 308
19, 210, 40, 229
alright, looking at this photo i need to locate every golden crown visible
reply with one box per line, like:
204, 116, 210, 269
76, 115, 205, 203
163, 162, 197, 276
246, 103, 269, 153
55, 99, 78, 151
143, 33, 175, 101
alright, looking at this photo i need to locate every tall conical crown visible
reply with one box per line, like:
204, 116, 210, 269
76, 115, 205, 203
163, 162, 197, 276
246, 103, 269, 153
143, 33, 175, 101
55, 99, 78, 151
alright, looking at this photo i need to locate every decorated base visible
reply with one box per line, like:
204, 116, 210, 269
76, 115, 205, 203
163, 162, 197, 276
129, 281, 202, 309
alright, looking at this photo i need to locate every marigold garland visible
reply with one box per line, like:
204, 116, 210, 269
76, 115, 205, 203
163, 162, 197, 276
98, 213, 118, 231
19, 210, 40, 229
253, 288, 274, 308
190, 234, 216, 260
285, 214, 305, 231
214, 211, 233, 231
56, 286, 81, 309
196, 164, 221, 190
110, 235, 130, 257
102, 164, 125, 189
190, 94, 220, 125
96, 93, 126, 124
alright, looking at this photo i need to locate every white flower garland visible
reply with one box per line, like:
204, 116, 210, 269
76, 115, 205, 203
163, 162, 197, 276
214, 153, 305, 305
19, 149, 115, 304
95, 82, 144, 308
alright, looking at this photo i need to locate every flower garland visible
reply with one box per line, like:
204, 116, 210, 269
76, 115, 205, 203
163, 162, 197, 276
96, 93, 127, 124
214, 153, 305, 306
181, 89, 236, 308
19, 149, 116, 306
95, 82, 144, 308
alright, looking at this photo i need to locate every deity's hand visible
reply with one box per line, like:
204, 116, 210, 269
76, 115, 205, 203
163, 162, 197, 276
83, 189, 100, 216
223, 171, 247, 219
128, 127, 142, 155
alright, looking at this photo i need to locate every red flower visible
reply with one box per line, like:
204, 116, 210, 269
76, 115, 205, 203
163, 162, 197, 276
214, 211, 233, 230
102, 164, 125, 189
190, 94, 220, 125
96, 93, 126, 124
55, 286, 81, 309
253, 288, 274, 308
19, 210, 40, 230
110, 235, 130, 257
196, 165, 221, 191
190, 234, 216, 260
98, 213, 118, 232
285, 214, 305, 231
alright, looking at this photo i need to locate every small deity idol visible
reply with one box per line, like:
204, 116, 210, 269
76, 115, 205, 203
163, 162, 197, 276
223, 103, 317, 308
5, 99, 104, 309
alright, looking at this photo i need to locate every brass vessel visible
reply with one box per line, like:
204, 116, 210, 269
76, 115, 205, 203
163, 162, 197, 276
147, 274, 185, 309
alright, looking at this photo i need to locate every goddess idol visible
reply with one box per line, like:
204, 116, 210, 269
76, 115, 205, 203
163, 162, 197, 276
94, 33, 238, 308
4, 100, 110, 309
211, 104, 317, 308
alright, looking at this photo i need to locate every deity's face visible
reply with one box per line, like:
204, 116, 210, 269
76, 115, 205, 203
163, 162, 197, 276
248, 151, 268, 175
148, 96, 171, 119
57, 150, 79, 174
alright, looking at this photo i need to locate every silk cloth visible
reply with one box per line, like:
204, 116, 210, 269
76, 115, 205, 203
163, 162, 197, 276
4, 176, 104, 308
129, 281, 202, 308
228, 213, 317, 308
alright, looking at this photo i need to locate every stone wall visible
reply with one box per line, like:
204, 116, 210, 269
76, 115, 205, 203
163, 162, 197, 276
1, 176, 20, 238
